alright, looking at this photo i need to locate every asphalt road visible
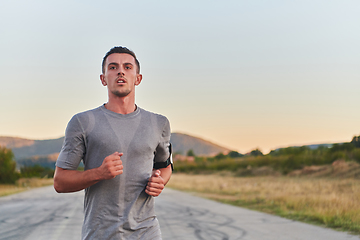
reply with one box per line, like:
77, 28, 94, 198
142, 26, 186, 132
0, 186, 359, 240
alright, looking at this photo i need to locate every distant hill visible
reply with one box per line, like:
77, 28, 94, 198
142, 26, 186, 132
0, 133, 231, 167
303, 143, 335, 149
274, 143, 339, 152
4, 137, 65, 160
170, 133, 230, 156
0, 137, 35, 149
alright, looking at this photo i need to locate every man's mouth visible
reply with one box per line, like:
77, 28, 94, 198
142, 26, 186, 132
117, 79, 125, 83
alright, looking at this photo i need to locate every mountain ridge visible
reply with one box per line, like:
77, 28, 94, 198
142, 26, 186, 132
0, 133, 231, 167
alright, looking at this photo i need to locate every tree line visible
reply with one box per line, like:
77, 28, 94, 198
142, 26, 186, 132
174, 135, 360, 174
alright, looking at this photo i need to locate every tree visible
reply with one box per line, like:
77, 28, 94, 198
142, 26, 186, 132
250, 148, 263, 157
351, 135, 360, 148
228, 151, 243, 158
0, 147, 19, 183
187, 149, 195, 157
214, 152, 226, 160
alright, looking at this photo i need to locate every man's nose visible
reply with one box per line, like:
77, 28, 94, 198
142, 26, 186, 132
117, 66, 125, 75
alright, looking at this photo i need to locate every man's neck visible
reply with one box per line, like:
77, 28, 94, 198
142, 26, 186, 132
104, 97, 136, 115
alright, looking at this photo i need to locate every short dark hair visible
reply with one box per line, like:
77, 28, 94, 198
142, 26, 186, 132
102, 46, 140, 74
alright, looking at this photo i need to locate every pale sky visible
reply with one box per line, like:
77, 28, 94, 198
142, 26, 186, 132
0, 0, 359, 154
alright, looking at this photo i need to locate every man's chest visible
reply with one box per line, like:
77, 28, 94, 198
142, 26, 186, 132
85, 116, 161, 165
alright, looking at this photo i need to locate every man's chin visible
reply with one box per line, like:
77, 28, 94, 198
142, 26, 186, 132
112, 90, 131, 98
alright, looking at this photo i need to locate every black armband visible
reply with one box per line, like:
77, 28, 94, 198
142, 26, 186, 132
153, 144, 173, 171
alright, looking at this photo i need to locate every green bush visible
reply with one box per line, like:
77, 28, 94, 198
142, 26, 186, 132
0, 147, 20, 183
20, 165, 55, 178
350, 148, 360, 163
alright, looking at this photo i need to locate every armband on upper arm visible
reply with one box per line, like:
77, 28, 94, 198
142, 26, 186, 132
153, 144, 173, 171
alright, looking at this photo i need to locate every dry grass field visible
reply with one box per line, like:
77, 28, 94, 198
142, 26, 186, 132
0, 178, 54, 197
167, 173, 360, 234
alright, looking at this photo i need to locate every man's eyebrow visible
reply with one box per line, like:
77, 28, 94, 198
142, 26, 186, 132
108, 62, 134, 66
108, 62, 119, 66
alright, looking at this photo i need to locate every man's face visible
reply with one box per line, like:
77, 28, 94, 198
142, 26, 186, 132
100, 53, 142, 98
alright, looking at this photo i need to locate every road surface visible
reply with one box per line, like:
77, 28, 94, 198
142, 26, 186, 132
0, 186, 359, 240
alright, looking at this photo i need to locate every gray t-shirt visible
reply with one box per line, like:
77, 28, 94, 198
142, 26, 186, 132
56, 105, 171, 240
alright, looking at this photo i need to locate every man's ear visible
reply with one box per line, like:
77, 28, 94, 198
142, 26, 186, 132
135, 74, 142, 86
100, 74, 107, 86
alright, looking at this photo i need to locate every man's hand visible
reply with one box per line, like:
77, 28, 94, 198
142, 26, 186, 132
98, 152, 124, 179
145, 169, 165, 197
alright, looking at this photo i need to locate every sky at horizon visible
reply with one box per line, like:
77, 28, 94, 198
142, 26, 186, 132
1, 0, 359, 154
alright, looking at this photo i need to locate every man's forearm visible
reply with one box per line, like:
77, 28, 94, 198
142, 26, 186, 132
53, 166, 102, 193
160, 164, 172, 185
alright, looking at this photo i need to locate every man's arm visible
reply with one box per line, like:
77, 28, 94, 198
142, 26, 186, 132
146, 116, 172, 197
145, 164, 172, 197
54, 152, 123, 193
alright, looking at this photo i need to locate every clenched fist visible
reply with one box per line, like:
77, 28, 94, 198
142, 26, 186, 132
98, 152, 124, 179
145, 169, 164, 197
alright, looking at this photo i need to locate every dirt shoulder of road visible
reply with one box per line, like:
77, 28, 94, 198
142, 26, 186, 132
0, 178, 54, 197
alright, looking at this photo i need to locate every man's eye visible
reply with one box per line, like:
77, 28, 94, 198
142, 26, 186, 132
125, 66, 131, 69
109, 66, 116, 70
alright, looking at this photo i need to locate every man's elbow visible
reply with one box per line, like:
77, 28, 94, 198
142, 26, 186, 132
53, 167, 66, 193
54, 185, 62, 193
53, 176, 65, 193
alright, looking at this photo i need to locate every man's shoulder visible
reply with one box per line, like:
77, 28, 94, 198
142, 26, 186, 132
139, 107, 169, 122
67, 106, 103, 125
72, 106, 102, 118
139, 107, 170, 134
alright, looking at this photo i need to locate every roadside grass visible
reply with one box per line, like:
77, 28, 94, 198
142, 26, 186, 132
167, 173, 360, 235
0, 178, 54, 197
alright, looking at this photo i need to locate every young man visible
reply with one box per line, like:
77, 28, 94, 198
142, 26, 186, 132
54, 46, 173, 239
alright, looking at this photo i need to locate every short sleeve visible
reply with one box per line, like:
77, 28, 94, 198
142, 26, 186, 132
153, 117, 172, 169
56, 115, 86, 170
